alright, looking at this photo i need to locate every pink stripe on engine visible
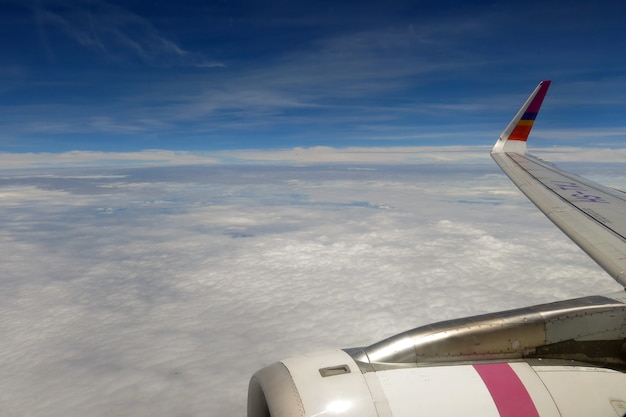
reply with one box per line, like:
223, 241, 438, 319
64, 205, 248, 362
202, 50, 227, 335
473, 363, 540, 417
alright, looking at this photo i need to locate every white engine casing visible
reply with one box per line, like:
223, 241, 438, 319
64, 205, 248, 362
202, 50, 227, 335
249, 349, 626, 417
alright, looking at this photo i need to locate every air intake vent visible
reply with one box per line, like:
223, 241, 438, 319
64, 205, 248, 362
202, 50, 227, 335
319, 365, 350, 377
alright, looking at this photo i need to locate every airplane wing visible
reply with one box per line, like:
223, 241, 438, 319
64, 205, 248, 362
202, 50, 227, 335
248, 82, 626, 417
491, 80, 626, 287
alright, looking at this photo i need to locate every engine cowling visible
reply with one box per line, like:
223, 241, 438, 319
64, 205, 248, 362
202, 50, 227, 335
249, 293, 626, 417
248, 350, 378, 417
250, 351, 626, 417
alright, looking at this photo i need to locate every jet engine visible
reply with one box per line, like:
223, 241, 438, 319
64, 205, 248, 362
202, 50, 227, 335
249, 292, 626, 417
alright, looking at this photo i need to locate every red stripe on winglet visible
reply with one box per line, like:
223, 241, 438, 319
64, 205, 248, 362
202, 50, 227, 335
474, 363, 540, 417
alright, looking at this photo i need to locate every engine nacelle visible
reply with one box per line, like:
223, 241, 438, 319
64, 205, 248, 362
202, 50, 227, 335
248, 350, 378, 417
249, 292, 626, 417
250, 350, 626, 417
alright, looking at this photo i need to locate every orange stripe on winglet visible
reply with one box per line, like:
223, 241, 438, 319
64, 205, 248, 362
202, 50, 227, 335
508, 125, 533, 141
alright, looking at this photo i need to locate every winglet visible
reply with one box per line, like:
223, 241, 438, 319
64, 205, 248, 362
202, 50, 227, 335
492, 80, 551, 154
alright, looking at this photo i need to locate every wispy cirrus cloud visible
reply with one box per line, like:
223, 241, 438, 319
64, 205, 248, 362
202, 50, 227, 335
30, 0, 224, 68
4, 0, 626, 154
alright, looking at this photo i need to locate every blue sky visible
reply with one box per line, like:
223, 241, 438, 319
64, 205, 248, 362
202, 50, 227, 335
3, 2, 626, 414
3, 0, 626, 155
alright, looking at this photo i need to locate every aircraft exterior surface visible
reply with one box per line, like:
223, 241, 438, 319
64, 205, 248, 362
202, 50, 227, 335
248, 81, 626, 417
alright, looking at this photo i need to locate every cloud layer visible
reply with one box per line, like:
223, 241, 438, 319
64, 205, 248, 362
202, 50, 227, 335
0, 160, 622, 416
3, 145, 626, 170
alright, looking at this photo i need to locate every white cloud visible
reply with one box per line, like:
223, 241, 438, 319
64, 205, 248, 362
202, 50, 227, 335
0, 150, 220, 169
3, 145, 626, 170
0, 161, 622, 416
